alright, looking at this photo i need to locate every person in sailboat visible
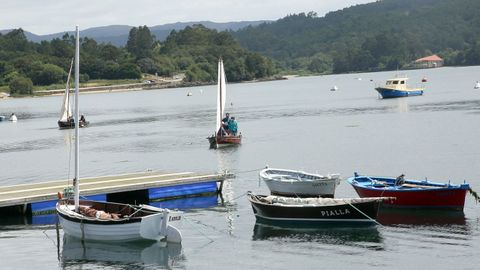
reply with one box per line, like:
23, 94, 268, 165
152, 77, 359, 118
218, 112, 230, 136
80, 114, 86, 124
228, 117, 238, 136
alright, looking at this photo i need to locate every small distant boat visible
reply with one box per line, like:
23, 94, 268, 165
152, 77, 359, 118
347, 173, 470, 210
58, 58, 88, 129
330, 85, 338, 91
259, 168, 340, 198
9, 113, 17, 122
421, 77, 428, 82
474, 81, 480, 89
375, 76, 424, 98
247, 192, 392, 224
187, 92, 193, 96
0, 115, 5, 121
207, 58, 242, 149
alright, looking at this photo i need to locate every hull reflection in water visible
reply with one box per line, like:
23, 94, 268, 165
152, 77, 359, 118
377, 208, 466, 226
61, 235, 183, 267
252, 222, 383, 249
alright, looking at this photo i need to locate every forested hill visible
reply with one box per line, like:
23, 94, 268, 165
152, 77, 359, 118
233, 0, 480, 73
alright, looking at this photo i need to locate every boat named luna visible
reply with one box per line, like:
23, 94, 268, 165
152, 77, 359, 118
375, 76, 424, 98
56, 26, 182, 244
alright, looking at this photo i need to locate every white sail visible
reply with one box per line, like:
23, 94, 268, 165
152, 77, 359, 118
59, 59, 74, 122
216, 59, 227, 133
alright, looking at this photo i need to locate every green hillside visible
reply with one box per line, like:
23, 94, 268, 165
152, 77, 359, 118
233, 0, 480, 73
0, 25, 274, 95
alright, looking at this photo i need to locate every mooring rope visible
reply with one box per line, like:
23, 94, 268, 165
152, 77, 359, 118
343, 199, 382, 226
230, 167, 266, 175
183, 216, 215, 243
468, 187, 480, 204
232, 191, 249, 201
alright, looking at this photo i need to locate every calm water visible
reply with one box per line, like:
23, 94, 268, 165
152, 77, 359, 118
1, 66, 480, 269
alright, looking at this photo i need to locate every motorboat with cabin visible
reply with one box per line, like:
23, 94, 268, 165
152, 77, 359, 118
375, 76, 424, 98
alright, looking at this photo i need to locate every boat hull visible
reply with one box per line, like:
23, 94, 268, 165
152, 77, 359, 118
56, 201, 182, 243
208, 134, 242, 149
58, 212, 146, 242
347, 175, 469, 210
375, 87, 423, 98
248, 194, 383, 224
58, 120, 89, 129
260, 168, 340, 197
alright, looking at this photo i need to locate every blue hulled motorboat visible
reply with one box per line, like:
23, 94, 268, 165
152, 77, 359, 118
375, 76, 424, 98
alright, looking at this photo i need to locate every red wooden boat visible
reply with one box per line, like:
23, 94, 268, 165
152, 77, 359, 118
207, 58, 241, 149
208, 133, 242, 149
347, 173, 470, 211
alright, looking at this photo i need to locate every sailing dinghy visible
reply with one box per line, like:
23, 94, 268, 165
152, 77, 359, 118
56, 26, 183, 243
207, 58, 242, 148
58, 58, 88, 129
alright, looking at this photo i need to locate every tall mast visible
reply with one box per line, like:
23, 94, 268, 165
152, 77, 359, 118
74, 25, 80, 212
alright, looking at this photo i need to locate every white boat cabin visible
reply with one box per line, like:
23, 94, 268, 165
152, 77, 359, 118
382, 77, 423, 91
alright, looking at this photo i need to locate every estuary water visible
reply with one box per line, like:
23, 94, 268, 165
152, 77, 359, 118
0, 66, 480, 269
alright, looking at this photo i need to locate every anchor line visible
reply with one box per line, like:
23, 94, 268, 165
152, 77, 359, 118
80, 219, 85, 241
232, 191, 248, 201
343, 199, 382, 226
183, 216, 215, 243
230, 167, 265, 175
468, 187, 480, 204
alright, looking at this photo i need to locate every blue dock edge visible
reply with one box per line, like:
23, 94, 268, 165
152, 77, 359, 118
29, 180, 220, 221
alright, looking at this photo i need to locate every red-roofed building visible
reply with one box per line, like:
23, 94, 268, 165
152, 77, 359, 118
413, 54, 444, 68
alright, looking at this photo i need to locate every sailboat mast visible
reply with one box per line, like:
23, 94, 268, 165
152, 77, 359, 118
74, 26, 80, 212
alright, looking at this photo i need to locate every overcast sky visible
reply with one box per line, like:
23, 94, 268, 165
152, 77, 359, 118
2, 0, 375, 35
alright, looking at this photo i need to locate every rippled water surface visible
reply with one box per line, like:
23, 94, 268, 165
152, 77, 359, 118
1, 66, 480, 269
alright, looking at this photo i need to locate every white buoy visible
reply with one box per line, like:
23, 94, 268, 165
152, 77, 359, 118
474, 81, 480, 89
187, 92, 193, 96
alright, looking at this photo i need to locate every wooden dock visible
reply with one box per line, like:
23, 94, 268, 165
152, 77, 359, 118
0, 171, 231, 213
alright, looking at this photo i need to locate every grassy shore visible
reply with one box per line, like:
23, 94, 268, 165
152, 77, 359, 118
0, 75, 289, 99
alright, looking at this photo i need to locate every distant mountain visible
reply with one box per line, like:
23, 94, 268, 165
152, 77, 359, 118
0, 21, 269, 46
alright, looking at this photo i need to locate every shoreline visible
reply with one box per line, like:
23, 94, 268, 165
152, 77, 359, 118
1, 75, 289, 99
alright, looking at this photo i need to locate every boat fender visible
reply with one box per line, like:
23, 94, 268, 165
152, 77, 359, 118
57, 192, 62, 200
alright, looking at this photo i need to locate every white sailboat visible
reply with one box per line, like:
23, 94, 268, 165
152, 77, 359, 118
58, 58, 88, 129
56, 26, 183, 243
207, 58, 241, 148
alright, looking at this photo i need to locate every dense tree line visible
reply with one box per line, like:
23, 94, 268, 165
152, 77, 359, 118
233, 0, 480, 74
3, 0, 480, 95
0, 25, 274, 95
